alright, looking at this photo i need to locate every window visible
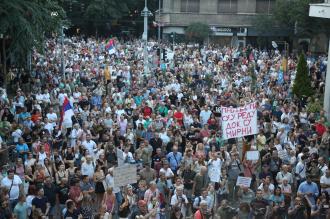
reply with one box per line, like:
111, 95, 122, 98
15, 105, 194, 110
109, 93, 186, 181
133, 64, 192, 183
181, 0, 200, 13
218, 0, 238, 13
256, 0, 275, 14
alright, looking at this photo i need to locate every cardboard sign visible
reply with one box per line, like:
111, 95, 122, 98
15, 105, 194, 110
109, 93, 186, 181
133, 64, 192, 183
236, 176, 252, 187
113, 164, 137, 187
246, 151, 260, 160
221, 102, 258, 139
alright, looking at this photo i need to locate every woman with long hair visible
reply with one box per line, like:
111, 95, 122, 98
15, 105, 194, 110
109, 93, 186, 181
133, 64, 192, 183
270, 187, 285, 219
102, 187, 115, 216
43, 158, 54, 180
80, 194, 93, 219
94, 164, 105, 211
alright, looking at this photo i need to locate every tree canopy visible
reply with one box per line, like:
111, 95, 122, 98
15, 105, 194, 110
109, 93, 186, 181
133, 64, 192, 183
0, 0, 65, 71
254, 0, 330, 37
185, 22, 210, 44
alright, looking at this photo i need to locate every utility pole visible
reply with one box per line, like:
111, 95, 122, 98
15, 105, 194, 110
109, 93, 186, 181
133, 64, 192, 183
141, 0, 152, 76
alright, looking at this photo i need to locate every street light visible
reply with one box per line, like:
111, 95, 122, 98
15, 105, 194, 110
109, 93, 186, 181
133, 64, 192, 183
51, 11, 65, 80
141, 0, 152, 76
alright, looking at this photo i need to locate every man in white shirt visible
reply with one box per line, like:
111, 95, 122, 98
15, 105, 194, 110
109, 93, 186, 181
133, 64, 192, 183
82, 134, 97, 158
1, 169, 23, 209
170, 185, 189, 217
276, 165, 293, 185
46, 108, 58, 127
135, 115, 145, 129
81, 156, 94, 179
320, 169, 330, 194
258, 176, 275, 193
199, 105, 212, 126
43, 118, 55, 134
318, 156, 328, 176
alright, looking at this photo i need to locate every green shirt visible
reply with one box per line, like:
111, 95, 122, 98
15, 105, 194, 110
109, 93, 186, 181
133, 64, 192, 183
14, 202, 28, 219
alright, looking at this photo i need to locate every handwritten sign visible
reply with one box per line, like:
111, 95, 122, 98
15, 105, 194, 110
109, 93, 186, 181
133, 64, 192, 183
246, 151, 260, 160
236, 176, 252, 187
221, 102, 258, 139
113, 164, 137, 187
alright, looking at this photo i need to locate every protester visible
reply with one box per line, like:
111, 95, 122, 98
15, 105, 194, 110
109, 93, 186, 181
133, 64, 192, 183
0, 35, 328, 219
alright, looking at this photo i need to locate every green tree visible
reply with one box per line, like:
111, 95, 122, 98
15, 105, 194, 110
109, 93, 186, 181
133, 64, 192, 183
84, 0, 136, 36
185, 22, 210, 44
292, 54, 314, 98
0, 0, 65, 83
253, 0, 330, 37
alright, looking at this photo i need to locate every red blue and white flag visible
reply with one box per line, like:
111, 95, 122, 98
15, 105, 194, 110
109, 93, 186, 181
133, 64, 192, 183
60, 97, 74, 129
105, 38, 116, 55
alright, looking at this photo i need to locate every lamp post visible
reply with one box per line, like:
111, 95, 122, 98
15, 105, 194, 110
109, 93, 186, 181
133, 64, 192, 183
60, 25, 65, 80
141, 0, 152, 76
51, 11, 65, 80
158, 0, 162, 67
158, 0, 161, 43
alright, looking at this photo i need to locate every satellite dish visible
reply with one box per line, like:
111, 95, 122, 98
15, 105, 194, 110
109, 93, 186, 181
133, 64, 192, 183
272, 41, 278, 48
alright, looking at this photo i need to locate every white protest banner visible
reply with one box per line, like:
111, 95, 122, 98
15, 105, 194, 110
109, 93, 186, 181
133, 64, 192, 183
221, 102, 258, 139
236, 176, 252, 187
116, 148, 125, 166
113, 164, 137, 187
246, 151, 260, 160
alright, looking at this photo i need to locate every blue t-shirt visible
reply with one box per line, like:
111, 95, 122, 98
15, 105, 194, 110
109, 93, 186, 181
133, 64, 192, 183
16, 143, 29, 160
270, 194, 284, 205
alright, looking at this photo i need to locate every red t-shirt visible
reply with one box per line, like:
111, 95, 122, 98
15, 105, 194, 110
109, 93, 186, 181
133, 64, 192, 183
173, 111, 184, 126
315, 123, 326, 136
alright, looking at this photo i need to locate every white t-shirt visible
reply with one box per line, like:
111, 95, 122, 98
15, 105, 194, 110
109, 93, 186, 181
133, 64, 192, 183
320, 175, 330, 194
1, 175, 22, 200
46, 113, 57, 124
82, 140, 97, 157
160, 168, 174, 187
81, 162, 95, 178
170, 194, 189, 216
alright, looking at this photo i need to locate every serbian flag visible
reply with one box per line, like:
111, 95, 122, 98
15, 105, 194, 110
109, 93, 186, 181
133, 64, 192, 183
105, 38, 116, 54
60, 97, 74, 129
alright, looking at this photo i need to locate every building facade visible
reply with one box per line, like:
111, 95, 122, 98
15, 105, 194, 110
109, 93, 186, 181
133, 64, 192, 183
160, 0, 278, 46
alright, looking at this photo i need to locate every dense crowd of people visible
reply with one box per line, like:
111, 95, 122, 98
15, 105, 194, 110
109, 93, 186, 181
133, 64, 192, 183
0, 35, 329, 219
